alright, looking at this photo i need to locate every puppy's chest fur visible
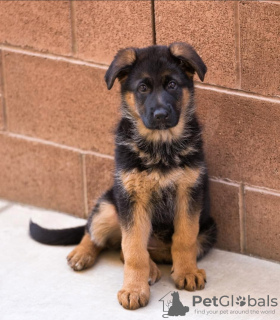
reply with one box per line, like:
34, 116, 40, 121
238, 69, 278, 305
135, 142, 196, 168
120, 166, 200, 200
116, 124, 203, 198
118, 164, 200, 242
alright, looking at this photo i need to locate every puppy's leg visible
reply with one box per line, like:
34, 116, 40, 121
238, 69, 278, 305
118, 206, 151, 310
67, 190, 121, 271
171, 184, 206, 291
120, 250, 161, 286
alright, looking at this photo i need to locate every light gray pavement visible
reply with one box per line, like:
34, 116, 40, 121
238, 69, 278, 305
1, 200, 280, 320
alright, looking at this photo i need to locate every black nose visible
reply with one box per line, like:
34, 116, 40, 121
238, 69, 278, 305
153, 108, 169, 121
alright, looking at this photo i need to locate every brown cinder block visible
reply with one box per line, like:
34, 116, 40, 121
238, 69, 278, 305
4, 52, 120, 156
0, 1, 72, 55
85, 155, 114, 216
155, 0, 237, 88
240, 2, 280, 96
245, 191, 280, 261
0, 134, 84, 216
196, 88, 280, 190
210, 181, 240, 253
74, 1, 153, 64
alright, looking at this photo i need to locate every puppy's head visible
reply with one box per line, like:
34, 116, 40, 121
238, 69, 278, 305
105, 43, 206, 131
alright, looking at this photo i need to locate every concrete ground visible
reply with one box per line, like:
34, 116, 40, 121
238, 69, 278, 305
1, 199, 280, 320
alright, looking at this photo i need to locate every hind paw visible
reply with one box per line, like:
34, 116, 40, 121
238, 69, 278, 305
148, 259, 161, 285
67, 247, 96, 271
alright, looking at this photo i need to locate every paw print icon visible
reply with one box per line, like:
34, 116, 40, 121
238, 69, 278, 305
236, 296, 246, 307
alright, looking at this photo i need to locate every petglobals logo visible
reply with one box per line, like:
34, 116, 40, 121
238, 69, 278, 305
193, 295, 278, 308
159, 293, 278, 317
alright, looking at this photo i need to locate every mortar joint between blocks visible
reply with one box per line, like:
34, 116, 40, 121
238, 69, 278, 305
239, 183, 246, 254
81, 153, 89, 218
234, 1, 242, 89
0, 50, 8, 131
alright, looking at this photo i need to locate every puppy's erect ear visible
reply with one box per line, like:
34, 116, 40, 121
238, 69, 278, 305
105, 48, 136, 90
169, 42, 207, 81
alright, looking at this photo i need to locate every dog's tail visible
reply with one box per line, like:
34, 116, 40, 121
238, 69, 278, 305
197, 216, 217, 260
29, 220, 86, 245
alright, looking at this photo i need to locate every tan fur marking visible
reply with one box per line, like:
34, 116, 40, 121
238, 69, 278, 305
120, 170, 153, 205
181, 87, 191, 108
90, 202, 121, 247
141, 72, 150, 79
179, 146, 197, 157
137, 121, 174, 142
169, 88, 190, 139
170, 42, 187, 58
116, 48, 136, 68
121, 169, 160, 195
138, 149, 162, 166
170, 43, 195, 79
186, 71, 194, 79
120, 167, 200, 201
124, 92, 140, 117
119, 75, 128, 85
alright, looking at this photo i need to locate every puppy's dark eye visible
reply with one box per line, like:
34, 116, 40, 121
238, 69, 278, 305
167, 80, 177, 90
138, 84, 148, 93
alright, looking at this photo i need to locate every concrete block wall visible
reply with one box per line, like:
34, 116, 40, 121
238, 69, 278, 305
0, 1, 279, 262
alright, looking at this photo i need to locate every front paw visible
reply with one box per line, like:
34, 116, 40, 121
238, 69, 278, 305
117, 286, 150, 310
171, 268, 206, 291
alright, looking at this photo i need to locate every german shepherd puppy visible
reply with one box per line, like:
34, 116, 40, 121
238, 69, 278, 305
30, 42, 217, 310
